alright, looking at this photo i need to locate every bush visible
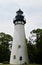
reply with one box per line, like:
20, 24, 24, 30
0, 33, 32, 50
3, 61, 9, 64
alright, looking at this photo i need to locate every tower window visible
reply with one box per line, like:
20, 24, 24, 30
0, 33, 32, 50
19, 56, 22, 61
14, 55, 16, 59
18, 45, 21, 48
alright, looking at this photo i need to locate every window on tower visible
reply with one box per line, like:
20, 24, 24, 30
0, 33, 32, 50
19, 56, 22, 61
13, 55, 16, 59
18, 45, 21, 48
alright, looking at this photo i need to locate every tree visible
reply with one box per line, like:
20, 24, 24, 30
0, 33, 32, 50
30, 28, 42, 64
0, 32, 13, 63
26, 39, 37, 63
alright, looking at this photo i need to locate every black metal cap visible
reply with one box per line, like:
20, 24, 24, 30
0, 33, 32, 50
16, 9, 23, 15
13, 9, 26, 25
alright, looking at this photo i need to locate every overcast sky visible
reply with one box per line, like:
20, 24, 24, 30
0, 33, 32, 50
0, 0, 42, 39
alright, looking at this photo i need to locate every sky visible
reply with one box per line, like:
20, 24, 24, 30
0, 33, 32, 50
0, 0, 42, 39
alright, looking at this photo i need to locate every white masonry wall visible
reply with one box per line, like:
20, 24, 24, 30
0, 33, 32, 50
10, 22, 28, 64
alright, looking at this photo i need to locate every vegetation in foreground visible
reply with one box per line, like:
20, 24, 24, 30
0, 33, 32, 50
0, 28, 42, 64
0, 63, 41, 65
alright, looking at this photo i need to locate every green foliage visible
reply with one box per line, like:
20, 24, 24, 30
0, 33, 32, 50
28, 28, 42, 64
27, 41, 37, 63
30, 28, 42, 34
0, 32, 13, 63
0, 64, 41, 65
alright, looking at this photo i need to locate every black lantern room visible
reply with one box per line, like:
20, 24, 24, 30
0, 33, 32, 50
13, 9, 26, 25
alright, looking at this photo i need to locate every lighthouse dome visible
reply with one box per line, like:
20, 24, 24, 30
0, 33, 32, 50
13, 9, 26, 25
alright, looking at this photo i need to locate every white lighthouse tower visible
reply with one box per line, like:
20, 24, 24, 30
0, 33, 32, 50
10, 9, 29, 64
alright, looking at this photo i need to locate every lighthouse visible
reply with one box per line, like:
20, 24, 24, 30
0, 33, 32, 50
10, 9, 29, 64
